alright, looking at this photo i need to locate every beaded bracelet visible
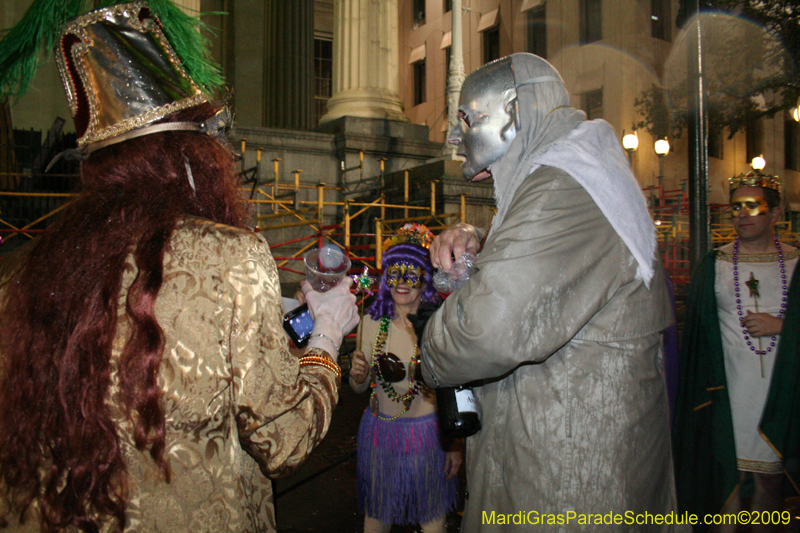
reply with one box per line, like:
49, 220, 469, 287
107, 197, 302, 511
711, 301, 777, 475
299, 353, 342, 381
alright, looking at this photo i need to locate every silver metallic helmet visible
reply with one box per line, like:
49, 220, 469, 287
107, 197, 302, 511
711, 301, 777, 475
55, 2, 210, 150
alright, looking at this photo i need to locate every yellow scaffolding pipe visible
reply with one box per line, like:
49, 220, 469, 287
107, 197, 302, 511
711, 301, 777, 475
272, 157, 280, 213
375, 220, 383, 267
0, 191, 75, 198
404, 171, 409, 220
379, 214, 454, 226
293, 170, 301, 211
344, 200, 351, 249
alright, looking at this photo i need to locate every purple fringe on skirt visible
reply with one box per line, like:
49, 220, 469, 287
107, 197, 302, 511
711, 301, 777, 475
356, 410, 458, 525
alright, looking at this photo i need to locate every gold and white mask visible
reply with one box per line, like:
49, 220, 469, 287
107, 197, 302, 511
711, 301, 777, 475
385, 263, 424, 289
730, 195, 769, 217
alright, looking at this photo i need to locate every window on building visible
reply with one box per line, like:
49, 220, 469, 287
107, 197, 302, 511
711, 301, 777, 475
444, 0, 452, 13
708, 120, 724, 160
414, 59, 426, 106
785, 116, 799, 171
444, 46, 451, 76
313, 38, 333, 126
527, 6, 546, 58
414, 0, 426, 25
580, 0, 602, 44
582, 89, 603, 119
746, 117, 763, 164
651, 0, 670, 41
483, 27, 500, 64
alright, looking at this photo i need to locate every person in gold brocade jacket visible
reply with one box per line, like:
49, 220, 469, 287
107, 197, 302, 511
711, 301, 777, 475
0, 3, 358, 532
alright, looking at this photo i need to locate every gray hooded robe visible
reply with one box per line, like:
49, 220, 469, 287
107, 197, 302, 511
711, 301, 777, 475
421, 53, 682, 532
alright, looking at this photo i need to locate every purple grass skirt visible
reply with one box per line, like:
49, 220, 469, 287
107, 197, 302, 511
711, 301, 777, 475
356, 410, 458, 525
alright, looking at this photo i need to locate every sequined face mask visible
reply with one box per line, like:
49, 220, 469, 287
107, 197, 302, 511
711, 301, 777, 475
385, 263, 424, 289
731, 195, 769, 217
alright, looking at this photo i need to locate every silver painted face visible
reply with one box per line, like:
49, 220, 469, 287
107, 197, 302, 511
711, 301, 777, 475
449, 58, 517, 181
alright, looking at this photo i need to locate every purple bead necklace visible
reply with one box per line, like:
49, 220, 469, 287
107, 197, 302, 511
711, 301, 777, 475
733, 236, 787, 355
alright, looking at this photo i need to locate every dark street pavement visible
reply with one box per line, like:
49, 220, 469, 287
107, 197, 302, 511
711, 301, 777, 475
273, 382, 368, 532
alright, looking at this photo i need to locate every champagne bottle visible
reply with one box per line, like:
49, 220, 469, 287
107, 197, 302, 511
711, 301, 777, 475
407, 303, 480, 438
435, 385, 481, 439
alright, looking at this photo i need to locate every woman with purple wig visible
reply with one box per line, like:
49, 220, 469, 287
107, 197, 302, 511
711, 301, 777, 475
349, 224, 462, 533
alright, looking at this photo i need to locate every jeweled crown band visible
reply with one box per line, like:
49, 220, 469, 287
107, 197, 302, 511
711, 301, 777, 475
382, 223, 435, 251
729, 170, 781, 192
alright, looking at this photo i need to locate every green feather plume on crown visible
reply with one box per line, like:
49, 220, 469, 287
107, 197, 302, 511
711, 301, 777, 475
0, 0, 83, 98
0, 0, 225, 100
141, 0, 226, 92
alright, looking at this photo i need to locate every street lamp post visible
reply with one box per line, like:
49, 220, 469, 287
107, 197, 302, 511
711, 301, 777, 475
681, 1, 711, 270
655, 138, 670, 192
622, 131, 639, 166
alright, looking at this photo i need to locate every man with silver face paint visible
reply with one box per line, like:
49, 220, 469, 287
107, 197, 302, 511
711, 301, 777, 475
450, 58, 517, 183
419, 54, 682, 531
673, 175, 800, 533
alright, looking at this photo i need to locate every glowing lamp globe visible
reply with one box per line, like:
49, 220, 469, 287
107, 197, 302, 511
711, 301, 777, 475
622, 133, 639, 152
654, 139, 670, 157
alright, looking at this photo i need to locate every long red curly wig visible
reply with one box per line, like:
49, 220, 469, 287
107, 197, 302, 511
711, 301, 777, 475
0, 102, 250, 532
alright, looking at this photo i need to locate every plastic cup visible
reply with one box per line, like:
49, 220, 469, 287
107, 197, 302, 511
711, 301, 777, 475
304, 246, 351, 292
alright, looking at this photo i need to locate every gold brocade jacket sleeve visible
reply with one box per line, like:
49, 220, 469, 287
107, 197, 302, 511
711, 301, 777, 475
224, 227, 338, 478
108, 217, 338, 533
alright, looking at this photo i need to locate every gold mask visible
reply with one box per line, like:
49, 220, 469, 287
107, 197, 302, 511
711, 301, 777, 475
385, 263, 424, 289
731, 195, 769, 218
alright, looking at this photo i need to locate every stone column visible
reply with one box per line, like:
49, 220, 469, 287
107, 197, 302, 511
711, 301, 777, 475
263, 0, 315, 130
228, 0, 265, 127
320, 0, 408, 124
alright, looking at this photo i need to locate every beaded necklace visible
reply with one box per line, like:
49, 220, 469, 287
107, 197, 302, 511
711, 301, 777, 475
733, 236, 787, 356
370, 316, 420, 421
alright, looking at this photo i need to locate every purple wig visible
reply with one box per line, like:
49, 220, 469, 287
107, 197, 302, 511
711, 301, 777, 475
368, 242, 439, 320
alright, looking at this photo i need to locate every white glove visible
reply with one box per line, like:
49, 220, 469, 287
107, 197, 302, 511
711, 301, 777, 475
301, 278, 359, 359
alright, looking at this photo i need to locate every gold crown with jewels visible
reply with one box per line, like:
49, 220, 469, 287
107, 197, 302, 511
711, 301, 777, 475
382, 223, 434, 251
728, 170, 781, 192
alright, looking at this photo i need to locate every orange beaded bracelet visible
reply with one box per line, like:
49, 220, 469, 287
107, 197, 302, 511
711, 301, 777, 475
299, 353, 342, 380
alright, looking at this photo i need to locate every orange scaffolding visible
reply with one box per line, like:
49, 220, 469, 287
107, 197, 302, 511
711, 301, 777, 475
246, 170, 468, 277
